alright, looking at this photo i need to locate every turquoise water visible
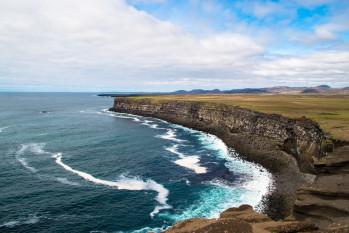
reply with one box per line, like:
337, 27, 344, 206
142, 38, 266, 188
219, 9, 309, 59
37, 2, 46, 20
0, 93, 271, 233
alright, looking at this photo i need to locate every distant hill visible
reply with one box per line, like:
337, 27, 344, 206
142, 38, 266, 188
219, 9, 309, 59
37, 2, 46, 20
99, 85, 349, 97
302, 88, 320, 94
172, 85, 349, 95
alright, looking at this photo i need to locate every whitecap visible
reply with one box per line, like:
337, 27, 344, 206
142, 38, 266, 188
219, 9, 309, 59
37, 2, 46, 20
0, 126, 9, 133
174, 156, 207, 174
141, 120, 160, 129
52, 153, 171, 217
156, 129, 185, 142
0, 221, 19, 228
165, 145, 207, 174
150, 204, 172, 218
150, 124, 159, 129
165, 145, 185, 158
0, 215, 40, 228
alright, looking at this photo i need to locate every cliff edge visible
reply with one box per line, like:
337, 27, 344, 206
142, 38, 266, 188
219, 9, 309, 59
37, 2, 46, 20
110, 97, 349, 232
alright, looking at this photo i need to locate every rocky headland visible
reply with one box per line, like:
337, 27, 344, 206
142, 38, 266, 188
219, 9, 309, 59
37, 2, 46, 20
110, 97, 349, 233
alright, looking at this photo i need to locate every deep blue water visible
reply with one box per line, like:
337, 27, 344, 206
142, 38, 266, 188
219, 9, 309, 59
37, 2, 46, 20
0, 93, 271, 233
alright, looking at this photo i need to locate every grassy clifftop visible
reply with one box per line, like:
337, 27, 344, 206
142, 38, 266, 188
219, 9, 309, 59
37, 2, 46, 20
130, 94, 349, 141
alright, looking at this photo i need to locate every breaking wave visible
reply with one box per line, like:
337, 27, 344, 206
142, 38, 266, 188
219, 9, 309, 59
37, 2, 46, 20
197, 133, 273, 210
156, 129, 185, 142
100, 109, 142, 122
100, 110, 272, 211
165, 145, 207, 174
52, 153, 171, 217
142, 120, 160, 129
168, 123, 272, 209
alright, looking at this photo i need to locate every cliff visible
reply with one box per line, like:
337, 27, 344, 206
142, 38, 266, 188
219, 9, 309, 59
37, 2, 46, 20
111, 97, 349, 232
112, 98, 325, 173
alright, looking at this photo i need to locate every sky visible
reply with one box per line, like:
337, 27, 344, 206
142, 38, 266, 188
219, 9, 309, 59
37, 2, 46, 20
0, 0, 349, 92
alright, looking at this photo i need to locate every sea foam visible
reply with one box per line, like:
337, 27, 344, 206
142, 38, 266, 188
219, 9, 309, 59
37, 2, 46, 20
0, 126, 9, 133
197, 133, 273, 210
15, 143, 81, 186
157, 129, 185, 142
56, 177, 80, 186
52, 153, 171, 217
142, 120, 160, 129
165, 145, 207, 174
101, 110, 142, 122
101, 110, 272, 210
15, 143, 46, 173
0, 215, 40, 228
168, 122, 272, 210
97, 110, 272, 215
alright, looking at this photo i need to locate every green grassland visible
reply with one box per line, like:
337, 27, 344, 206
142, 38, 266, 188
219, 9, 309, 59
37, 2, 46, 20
132, 94, 349, 141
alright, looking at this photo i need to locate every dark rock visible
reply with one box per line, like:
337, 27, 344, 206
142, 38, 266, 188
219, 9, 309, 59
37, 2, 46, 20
164, 205, 317, 233
110, 97, 349, 232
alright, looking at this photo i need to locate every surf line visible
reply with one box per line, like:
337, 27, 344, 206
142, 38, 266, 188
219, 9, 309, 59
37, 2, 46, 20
52, 153, 171, 217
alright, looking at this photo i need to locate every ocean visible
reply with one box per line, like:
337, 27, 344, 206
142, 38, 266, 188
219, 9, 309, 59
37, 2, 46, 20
0, 93, 271, 233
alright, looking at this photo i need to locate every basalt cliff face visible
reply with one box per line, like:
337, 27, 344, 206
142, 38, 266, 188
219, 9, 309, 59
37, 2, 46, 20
111, 97, 349, 233
112, 98, 325, 173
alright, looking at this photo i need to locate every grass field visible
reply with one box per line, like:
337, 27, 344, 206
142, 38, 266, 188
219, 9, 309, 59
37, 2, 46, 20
132, 94, 349, 141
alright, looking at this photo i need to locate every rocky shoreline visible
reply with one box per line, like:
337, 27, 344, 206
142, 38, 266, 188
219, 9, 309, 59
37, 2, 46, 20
110, 97, 349, 232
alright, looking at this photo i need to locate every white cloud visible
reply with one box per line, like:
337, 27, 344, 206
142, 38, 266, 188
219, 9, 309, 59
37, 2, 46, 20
0, 0, 263, 67
314, 22, 349, 41
0, 0, 265, 90
253, 51, 349, 80
0, 0, 348, 91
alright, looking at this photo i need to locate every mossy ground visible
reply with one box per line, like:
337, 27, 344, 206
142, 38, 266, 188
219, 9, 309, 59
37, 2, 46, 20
131, 94, 349, 141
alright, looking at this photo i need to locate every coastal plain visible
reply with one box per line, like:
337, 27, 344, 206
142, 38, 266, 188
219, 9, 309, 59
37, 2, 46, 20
131, 94, 349, 141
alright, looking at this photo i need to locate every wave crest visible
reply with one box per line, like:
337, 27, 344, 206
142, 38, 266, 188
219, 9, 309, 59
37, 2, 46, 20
165, 145, 207, 174
52, 153, 171, 217
157, 129, 185, 142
